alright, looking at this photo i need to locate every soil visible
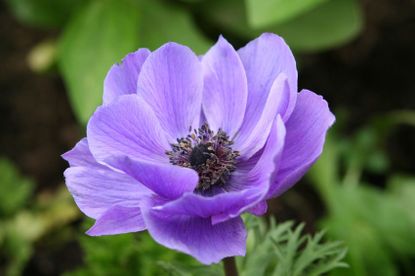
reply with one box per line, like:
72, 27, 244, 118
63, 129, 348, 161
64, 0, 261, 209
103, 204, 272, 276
1, 0, 414, 275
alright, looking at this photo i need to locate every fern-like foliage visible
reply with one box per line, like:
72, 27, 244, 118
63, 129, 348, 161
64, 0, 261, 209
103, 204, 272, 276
240, 216, 348, 276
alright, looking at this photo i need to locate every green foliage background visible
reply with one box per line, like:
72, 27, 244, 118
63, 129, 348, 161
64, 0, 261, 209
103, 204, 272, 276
2, 0, 415, 275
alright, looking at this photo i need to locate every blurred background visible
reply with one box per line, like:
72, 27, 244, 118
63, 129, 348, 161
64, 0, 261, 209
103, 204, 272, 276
1, 0, 414, 275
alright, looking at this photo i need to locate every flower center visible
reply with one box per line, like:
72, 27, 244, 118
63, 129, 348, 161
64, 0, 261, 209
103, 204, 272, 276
166, 123, 239, 193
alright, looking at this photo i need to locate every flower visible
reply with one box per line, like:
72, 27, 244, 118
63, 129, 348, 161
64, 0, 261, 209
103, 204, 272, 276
63, 33, 335, 265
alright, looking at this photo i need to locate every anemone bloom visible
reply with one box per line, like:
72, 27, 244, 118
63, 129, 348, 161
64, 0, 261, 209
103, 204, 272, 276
63, 33, 334, 264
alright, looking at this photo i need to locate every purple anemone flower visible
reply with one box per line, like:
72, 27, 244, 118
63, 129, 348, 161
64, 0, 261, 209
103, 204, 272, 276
63, 33, 334, 265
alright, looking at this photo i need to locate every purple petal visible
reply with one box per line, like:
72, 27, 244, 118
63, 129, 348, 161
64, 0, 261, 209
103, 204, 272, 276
244, 116, 286, 184
154, 117, 285, 224
118, 158, 199, 200
247, 201, 268, 216
87, 94, 171, 165
234, 74, 289, 159
62, 138, 96, 167
137, 43, 203, 140
154, 189, 259, 222
268, 90, 335, 198
238, 33, 298, 124
64, 164, 150, 219
87, 205, 146, 236
201, 36, 248, 137
143, 208, 246, 264
103, 49, 151, 104
213, 116, 286, 223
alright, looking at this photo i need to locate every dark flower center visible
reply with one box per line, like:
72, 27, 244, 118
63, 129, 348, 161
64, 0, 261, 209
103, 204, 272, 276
166, 123, 239, 193
189, 144, 212, 167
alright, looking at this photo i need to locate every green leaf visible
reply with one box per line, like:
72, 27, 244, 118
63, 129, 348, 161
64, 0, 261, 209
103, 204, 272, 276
0, 158, 33, 216
6, 0, 87, 28
245, 0, 329, 28
200, 0, 362, 52
388, 175, 415, 225
58, 0, 140, 124
139, 0, 211, 54
266, 0, 363, 51
320, 185, 404, 276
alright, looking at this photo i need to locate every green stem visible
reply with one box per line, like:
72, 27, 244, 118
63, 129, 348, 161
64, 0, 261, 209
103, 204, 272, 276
223, 257, 238, 276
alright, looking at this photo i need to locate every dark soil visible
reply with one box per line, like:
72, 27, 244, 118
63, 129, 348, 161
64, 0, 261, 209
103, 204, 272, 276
1, 0, 415, 275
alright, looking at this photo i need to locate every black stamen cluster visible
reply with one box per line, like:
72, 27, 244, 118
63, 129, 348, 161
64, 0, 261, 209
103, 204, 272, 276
166, 123, 239, 192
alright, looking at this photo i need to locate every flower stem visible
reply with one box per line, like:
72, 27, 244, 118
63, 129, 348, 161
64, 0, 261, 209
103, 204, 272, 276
223, 257, 238, 276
